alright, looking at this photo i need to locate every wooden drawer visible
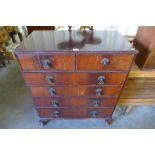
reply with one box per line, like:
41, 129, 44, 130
34, 97, 118, 108
77, 53, 134, 71
16, 54, 39, 70
30, 86, 122, 97
36, 107, 114, 118
38, 54, 75, 71
24, 72, 127, 85
17, 53, 75, 71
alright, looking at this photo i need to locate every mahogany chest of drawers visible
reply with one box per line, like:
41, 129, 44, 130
15, 30, 137, 126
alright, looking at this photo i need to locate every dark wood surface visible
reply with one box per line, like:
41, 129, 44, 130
134, 26, 155, 70
15, 30, 137, 124
17, 53, 75, 71
77, 53, 134, 71
23, 72, 127, 85
30, 85, 122, 97
36, 107, 114, 118
16, 30, 134, 52
34, 97, 118, 108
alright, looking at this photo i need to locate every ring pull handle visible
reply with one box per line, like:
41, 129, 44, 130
53, 111, 60, 117
93, 100, 101, 107
90, 111, 98, 117
51, 100, 59, 107
46, 76, 54, 84
98, 76, 106, 84
42, 58, 51, 69
49, 88, 57, 96
95, 88, 103, 96
101, 58, 110, 65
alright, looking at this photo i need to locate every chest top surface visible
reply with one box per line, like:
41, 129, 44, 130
16, 30, 134, 53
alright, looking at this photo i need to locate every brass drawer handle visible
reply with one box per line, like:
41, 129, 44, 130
49, 88, 57, 96
53, 111, 60, 117
98, 75, 106, 84
52, 100, 59, 107
42, 58, 51, 69
46, 76, 54, 84
90, 111, 98, 117
93, 100, 101, 107
101, 58, 110, 65
95, 88, 103, 96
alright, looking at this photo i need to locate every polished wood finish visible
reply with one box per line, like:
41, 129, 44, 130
36, 107, 114, 118
134, 26, 155, 70
17, 53, 75, 71
23, 72, 127, 85
77, 53, 134, 71
15, 30, 137, 125
17, 54, 39, 70
34, 97, 118, 107
30, 86, 122, 97
16, 30, 133, 52
39, 54, 75, 71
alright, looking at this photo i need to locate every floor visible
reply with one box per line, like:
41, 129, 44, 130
0, 61, 155, 129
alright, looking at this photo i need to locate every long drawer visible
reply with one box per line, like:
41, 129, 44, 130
77, 53, 134, 71
34, 97, 118, 108
30, 85, 122, 97
36, 107, 114, 118
24, 72, 127, 85
17, 53, 75, 71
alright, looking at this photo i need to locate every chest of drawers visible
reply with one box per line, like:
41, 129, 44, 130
15, 30, 137, 126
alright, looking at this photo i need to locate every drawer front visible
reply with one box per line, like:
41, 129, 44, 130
24, 72, 127, 85
30, 86, 122, 97
17, 54, 75, 71
77, 53, 134, 71
39, 54, 75, 71
37, 107, 114, 118
17, 54, 39, 70
34, 97, 118, 108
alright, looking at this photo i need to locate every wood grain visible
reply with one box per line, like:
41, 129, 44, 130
134, 26, 155, 70
129, 63, 155, 78
120, 77, 155, 99
77, 53, 134, 71
36, 107, 114, 118
34, 97, 118, 108
39, 54, 75, 71
17, 54, 39, 70
24, 72, 127, 85
15, 30, 136, 122
17, 53, 75, 71
30, 85, 122, 97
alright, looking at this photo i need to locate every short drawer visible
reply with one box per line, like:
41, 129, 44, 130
36, 107, 114, 118
34, 97, 118, 108
30, 85, 122, 97
17, 53, 75, 71
77, 53, 134, 71
24, 72, 127, 85
39, 54, 75, 71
